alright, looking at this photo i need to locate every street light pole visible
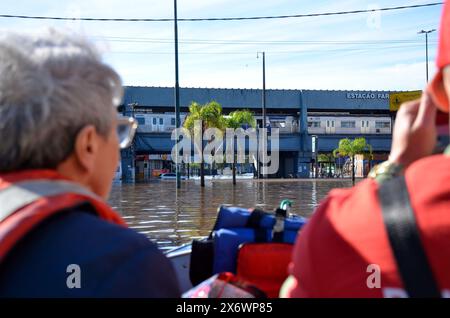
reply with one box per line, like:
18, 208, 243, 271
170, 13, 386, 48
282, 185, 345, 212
311, 135, 318, 178
262, 52, 266, 131
418, 29, 436, 83
257, 52, 266, 179
174, 0, 181, 189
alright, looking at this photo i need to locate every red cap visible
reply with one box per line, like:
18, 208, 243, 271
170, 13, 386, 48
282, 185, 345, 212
428, 1, 450, 112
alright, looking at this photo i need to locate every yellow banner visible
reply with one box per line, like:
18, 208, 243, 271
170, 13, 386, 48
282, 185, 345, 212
389, 91, 422, 111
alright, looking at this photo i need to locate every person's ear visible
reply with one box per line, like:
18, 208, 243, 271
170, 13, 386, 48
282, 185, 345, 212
73, 125, 100, 174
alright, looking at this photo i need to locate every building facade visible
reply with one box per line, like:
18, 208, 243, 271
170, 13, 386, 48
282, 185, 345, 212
120, 86, 410, 180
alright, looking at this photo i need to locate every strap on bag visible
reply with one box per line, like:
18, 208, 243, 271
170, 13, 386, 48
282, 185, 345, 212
272, 208, 286, 242
247, 209, 269, 242
378, 175, 441, 298
247, 208, 287, 242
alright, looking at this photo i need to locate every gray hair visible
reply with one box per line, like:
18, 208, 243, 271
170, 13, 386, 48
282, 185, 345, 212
0, 28, 123, 172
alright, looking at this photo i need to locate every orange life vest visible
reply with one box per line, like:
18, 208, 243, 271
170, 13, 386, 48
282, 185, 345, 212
0, 169, 126, 263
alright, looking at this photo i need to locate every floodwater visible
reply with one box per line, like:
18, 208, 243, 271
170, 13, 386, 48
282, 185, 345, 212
108, 179, 354, 251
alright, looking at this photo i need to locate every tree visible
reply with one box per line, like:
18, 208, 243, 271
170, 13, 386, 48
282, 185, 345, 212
317, 153, 335, 177
225, 110, 256, 185
183, 101, 225, 187
333, 137, 373, 185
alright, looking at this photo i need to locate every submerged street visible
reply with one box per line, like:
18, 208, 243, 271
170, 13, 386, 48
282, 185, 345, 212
109, 179, 354, 250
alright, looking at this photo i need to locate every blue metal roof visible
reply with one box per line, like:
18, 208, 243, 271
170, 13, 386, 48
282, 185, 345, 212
123, 86, 302, 109
123, 86, 401, 111
303, 90, 391, 111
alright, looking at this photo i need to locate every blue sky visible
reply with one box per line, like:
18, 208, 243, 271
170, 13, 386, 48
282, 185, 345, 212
0, 0, 443, 91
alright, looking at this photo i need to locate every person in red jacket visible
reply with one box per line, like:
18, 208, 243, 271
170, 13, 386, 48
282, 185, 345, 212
282, 1, 450, 298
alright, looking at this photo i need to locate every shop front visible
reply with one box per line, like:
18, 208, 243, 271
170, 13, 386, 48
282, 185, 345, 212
135, 154, 173, 181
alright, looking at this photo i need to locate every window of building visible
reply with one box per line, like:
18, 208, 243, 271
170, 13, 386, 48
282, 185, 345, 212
341, 121, 356, 128
136, 117, 145, 125
308, 121, 320, 128
375, 121, 390, 129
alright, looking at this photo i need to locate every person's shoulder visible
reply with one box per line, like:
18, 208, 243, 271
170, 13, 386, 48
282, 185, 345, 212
59, 207, 180, 295
0, 204, 180, 297
290, 179, 383, 297
298, 178, 382, 249
49, 207, 180, 297
52, 205, 162, 256
403, 154, 450, 204
405, 154, 450, 223
406, 154, 450, 181
56, 209, 181, 297
31, 205, 169, 273
319, 178, 380, 217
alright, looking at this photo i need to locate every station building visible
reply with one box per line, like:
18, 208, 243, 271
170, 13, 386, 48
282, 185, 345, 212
119, 86, 419, 180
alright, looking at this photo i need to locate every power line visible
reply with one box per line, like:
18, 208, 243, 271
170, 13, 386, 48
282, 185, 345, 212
0, 2, 443, 22
109, 43, 434, 55
93, 36, 438, 45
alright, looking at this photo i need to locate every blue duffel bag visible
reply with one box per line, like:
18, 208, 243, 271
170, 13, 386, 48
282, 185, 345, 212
189, 204, 307, 286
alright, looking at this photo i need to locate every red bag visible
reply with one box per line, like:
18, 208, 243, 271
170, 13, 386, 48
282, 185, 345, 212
182, 272, 266, 298
236, 243, 293, 298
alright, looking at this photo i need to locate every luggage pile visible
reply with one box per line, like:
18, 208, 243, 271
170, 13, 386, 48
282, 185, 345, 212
188, 200, 307, 298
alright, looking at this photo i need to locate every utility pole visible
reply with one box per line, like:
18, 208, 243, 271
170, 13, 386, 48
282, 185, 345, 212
262, 52, 266, 134
257, 52, 266, 179
174, 0, 181, 189
418, 29, 436, 83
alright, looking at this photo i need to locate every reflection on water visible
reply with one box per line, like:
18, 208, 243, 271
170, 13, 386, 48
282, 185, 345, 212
108, 179, 353, 251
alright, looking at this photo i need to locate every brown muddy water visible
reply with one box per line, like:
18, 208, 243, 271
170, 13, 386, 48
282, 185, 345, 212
108, 179, 353, 251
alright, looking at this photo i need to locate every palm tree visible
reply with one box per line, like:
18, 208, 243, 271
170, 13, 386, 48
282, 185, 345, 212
317, 153, 335, 177
333, 137, 373, 185
225, 110, 256, 185
184, 101, 225, 187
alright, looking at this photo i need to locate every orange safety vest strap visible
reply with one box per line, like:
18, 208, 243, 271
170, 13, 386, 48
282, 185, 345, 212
0, 179, 126, 263
0, 180, 104, 222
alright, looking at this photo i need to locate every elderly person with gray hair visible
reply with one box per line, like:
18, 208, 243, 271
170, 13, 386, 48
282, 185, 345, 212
0, 29, 180, 297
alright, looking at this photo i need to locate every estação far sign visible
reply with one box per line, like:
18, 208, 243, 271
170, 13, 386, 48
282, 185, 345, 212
346, 92, 389, 99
